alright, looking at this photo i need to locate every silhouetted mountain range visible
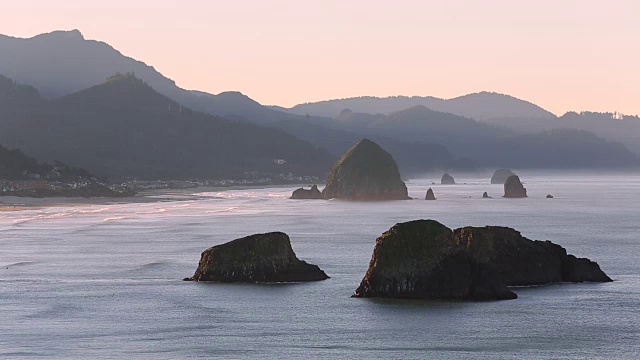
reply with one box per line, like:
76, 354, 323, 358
0, 74, 333, 179
276, 92, 556, 120
0, 29, 637, 174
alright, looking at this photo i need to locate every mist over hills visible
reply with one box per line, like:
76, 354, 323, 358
0, 74, 333, 179
0, 29, 637, 176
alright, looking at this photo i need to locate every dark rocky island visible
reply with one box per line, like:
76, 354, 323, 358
491, 169, 516, 184
504, 175, 527, 198
322, 139, 410, 200
186, 232, 329, 283
425, 188, 436, 200
353, 220, 611, 301
441, 173, 455, 185
547, 194, 554, 199
290, 185, 323, 199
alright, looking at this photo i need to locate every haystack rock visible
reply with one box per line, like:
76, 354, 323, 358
290, 185, 323, 199
322, 139, 410, 200
353, 220, 610, 301
186, 232, 329, 283
441, 173, 455, 185
491, 169, 516, 184
504, 175, 527, 198
425, 188, 436, 200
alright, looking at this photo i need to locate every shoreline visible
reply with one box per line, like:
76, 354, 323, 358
0, 183, 314, 212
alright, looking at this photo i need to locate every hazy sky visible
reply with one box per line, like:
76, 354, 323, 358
2, 0, 639, 115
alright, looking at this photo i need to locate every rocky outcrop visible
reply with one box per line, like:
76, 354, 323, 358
491, 169, 516, 184
441, 173, 455, 185
290, 185, 323, 199
186, 232, 329, 283
353, 220, 610, 301
425, 188, 436, 200
482, 192, 492, 198
546, 194, 554, 199
504, 175, 527, 198
322, 139, 410, 200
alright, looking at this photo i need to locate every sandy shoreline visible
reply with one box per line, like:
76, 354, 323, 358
0, 183, 309, 212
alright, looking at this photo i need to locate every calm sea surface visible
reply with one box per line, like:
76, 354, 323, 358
1, 172, 639, 359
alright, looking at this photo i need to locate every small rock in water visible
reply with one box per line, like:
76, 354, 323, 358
546, 194, 554, 199
425, 188, 436, 200
482, 192, 492, 198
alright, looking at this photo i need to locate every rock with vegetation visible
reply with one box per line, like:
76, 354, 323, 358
353, 220, 610, 301
441, 173, 455, 185
503, 175, 527, 198
491, 169, 516, 184
186, 232, 329, 283
425, 188, 436, 200
290, 185, 323, 199
322, 139, 410, 200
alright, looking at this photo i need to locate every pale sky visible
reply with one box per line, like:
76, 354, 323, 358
2, 0, 639, 115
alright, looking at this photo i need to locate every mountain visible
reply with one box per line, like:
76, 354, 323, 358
0, 30, 296, 124
0, 74, 333, 179
278, 92, 556, 120
295, 105, 637, 169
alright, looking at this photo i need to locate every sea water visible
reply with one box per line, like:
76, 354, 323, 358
1, 172, 639, 359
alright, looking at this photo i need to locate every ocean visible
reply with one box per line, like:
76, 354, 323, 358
1, 172, 639, 359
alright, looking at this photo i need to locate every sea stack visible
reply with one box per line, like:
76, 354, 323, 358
322, 139, 410, 200
290, 185, 323, 199
504, 175, 527, 198
186, 232, 329, 282
441, 173, 455, 185
353, 220, 610, 301
425, 188, 436, 200
482, 192, 491, 198
491, 169, 516, 184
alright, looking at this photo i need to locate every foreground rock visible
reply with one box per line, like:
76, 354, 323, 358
491, 169, 516, 184
322, 139, 410, 200
425, 188, 436, 200
353, 220, 610, 301
186, 232, 329, 282
504, 175, 527, 198
441, 173, 455, 185
290, 185, 323, 199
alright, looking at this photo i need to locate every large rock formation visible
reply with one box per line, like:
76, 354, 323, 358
441, 173, 455, 185
491, 169, 516, 184
290, 185, 323, 199
504, 175, 527, 198
186, 232, 329, 283
322, 139, 410, 200
425, 188, 436, 200
353, 220, 610, 301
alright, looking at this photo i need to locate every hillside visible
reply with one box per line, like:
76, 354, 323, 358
0, 74, 333, 179
280, 92, 556, 120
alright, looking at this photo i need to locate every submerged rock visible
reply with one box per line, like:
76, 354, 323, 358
290, 185, 323, 199
425, 188, 436, 200
353, 220, 610, 301
322, 139, 410, 200
504, 175, 527, 198
186, 232, 329, 283
441, 173, 455, 185
546, 194, 554, 199
491, 169, 516, 184
482, 192, 492, 198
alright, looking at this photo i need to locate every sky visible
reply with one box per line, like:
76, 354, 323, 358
1, 0, 639, 115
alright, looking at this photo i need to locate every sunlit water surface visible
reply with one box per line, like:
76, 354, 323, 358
1, 172, 639, 359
